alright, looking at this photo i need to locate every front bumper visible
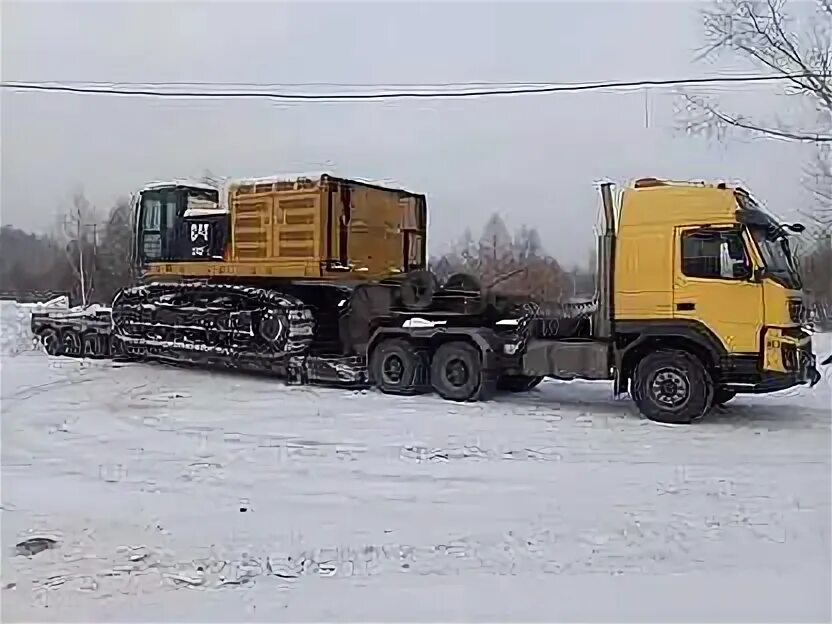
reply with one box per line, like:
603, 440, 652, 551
780, 336, 821, 387
723, 328, 822, 393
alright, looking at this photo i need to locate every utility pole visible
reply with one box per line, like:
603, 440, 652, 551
76, 205, 86, 308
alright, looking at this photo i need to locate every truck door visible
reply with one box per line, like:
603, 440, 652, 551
673, 226, 764, 354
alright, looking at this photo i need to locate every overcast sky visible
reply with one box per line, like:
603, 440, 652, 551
1, 1, 816, 264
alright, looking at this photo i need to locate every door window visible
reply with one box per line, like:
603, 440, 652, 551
681, 229, 750, 280
141, 197, 163, 260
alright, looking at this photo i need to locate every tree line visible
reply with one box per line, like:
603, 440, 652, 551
0, 191, 134, 306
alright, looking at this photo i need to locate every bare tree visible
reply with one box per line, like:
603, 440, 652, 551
429, 215, 568, 310
682, 0, 832, 224
52, 189, 101, 306
683, 0, 832, 308
683, 0, 831, 144
92, 198, 135, 304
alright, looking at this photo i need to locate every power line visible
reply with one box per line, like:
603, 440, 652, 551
0, 80, 605, 88
1, 73, 824, 101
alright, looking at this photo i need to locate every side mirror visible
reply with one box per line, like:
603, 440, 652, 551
752, 267, 765, 282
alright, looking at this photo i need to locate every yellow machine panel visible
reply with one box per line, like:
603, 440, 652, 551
231, 189, 322, 262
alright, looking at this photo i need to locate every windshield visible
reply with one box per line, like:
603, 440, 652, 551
749, 226, 802, 290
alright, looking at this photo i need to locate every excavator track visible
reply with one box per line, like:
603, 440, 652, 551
110, 282, 315, 371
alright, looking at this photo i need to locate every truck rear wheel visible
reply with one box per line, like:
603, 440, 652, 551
370, 338, 429, 395
430, 341, 484, 402
632, 349, 713, 424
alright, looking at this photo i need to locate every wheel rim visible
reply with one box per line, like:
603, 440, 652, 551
63, 333, 80, 355
382, 354, 405, 384
84, 335, 98, 356
444, 357, 470, 388
649, 367, 690, 409
43, 333, 58, 354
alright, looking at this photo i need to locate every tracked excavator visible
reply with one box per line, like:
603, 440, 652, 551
32, 173, 826, 424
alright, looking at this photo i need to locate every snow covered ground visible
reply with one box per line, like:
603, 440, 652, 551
1, 301, 830, 622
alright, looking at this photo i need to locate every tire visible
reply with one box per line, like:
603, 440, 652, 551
713, 387, 736, 406
82, 333, 103, 358
399, 271, 438, 311
497, 374, 544, 393
632, 349, 713, 424
369, 338, 429, 395
39, 329, 62, 356
110, 335, 131, 362
61, 329, 82, 357
430, 341, 486, 402
443, 272, 481, 294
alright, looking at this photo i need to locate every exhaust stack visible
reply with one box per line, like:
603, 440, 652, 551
594, 182, 616, 339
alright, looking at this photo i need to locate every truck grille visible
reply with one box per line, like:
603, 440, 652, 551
781, 343, 798, 371
781, 340, 813, 374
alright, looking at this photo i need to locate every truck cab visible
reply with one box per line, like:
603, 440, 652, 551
611, 178, 820, 422
131, 181, 228, 270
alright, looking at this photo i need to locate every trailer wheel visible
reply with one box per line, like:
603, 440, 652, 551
39, 329, 62, 356
370, 338, 429, 395
81, 332, 107, 358
497, 374, 544, 393
430, 341, 484, 402
61, 329, 82, 358
632, 349, 713, 424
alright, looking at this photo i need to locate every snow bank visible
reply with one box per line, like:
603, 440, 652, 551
0, 297, 69, 357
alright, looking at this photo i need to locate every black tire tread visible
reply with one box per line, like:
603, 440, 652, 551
430, 340, 490, 402
632, 348, 713, 424
370, 338, 430, 395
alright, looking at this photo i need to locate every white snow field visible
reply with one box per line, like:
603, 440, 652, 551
1, 300, 830, 622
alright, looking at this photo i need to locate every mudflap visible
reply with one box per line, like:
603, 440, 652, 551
478, 347, 500, 401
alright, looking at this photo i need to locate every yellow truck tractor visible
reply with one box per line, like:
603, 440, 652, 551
31, 173, 826, 424
580, 177, 822, 422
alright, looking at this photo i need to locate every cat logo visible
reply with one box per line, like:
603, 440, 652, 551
190, 222, 209, 243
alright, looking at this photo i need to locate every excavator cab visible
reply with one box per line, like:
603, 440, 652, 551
132, 182, 228, 270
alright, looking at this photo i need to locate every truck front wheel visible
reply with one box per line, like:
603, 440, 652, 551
632, 350, 713, 424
